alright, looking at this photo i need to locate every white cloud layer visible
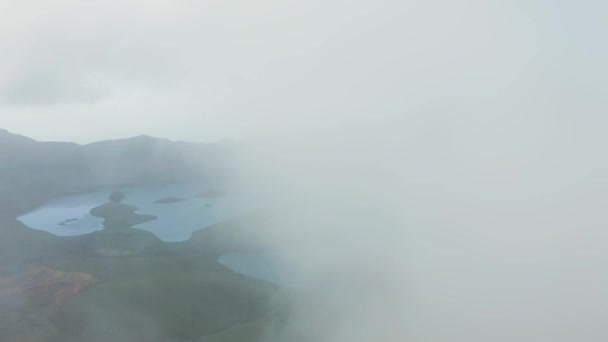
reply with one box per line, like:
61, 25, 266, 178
1, 0, 605, 143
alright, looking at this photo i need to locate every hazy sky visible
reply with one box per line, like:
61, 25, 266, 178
0, 0, 605, 143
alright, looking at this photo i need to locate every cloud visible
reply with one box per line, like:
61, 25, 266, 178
1, 0, 606, 142
0, 68, 108, 105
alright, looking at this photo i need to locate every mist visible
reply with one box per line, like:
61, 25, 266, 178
233, 110, 608, 340
1, 0, 607, 341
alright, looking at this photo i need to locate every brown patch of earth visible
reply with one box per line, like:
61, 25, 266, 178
0, 267, 96, 341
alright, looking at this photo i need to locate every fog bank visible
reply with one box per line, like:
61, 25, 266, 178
237, 108, 608, 341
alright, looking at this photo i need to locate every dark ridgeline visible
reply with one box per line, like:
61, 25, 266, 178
0, 128, 235, 217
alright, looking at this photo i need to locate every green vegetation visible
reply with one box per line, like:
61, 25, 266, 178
0, 213, 282, 341
155, 196, 190, 204
0, 129, 276, 341
90, 192, 158, 229
55, 259, 276, 341
90, 202, 137, 218
203, 318, 271, 342
101, 213, 158, 229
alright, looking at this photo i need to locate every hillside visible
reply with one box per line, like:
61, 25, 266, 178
0, 129, 281, 341
0, 129, 234, 216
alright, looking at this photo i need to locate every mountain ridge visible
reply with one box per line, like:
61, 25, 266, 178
0, 129, 234, 216
0, 128, 206, 146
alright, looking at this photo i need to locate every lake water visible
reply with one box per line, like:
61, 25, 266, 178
18, 183, 298, 286
18, 183, 261, 242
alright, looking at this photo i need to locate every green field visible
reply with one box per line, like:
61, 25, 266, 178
0, 215, 284, 342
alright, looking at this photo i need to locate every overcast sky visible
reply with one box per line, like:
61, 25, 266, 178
0, 0, 605, 143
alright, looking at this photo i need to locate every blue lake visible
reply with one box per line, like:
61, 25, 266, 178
17, 183, 302, 286
18, 183, 261, 242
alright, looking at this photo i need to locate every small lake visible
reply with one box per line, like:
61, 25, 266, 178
18, 183, 301, 287
18, 183, 261, 242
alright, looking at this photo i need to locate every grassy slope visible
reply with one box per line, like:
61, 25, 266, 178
0, 130, 266, 341
0, 215, 281, 342
56, 263, 275, 341
202, 319, 270, 342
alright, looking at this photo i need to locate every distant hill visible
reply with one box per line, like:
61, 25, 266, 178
0, 129, 235, 216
